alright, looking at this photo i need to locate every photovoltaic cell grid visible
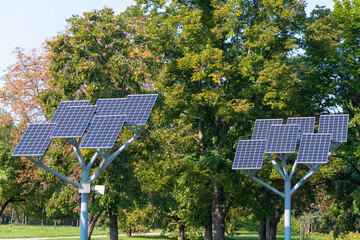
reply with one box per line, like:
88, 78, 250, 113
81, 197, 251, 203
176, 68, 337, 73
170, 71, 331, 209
232, 140, 267, 169
119, 94, 158, 125
51, 106, 97, 138
80, 115, 127, 149
297, 134, 332, 164
12, 124, 56, 156
251, 119, 283, 140
265, 124, 299, 153
287, 117, 315, 140
95, 98, 125, 116
50, 101, 90, 123
318, 114, 349, 142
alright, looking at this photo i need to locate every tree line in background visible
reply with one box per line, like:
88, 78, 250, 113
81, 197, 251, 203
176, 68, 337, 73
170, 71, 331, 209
0, 0, 360, 240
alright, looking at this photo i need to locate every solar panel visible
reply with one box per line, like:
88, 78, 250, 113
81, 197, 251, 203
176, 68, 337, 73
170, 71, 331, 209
287, 117, 315, 140
232, 140, 267, 169
95, 98, 125, 116
50, 101, 90, 123
265, 125, 299, 153
251, 119, 283, 140
318, 114, 349, 142
80, 115, 127, 149
50, 106, 97, 138
12, 124, 56, 156
119, 94, 158, 125
297, 133, 332, 164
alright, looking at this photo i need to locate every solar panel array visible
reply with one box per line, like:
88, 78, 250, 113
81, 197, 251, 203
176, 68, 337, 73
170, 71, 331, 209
297, 133, 332, 164
50, 101, 90, 123
80, 115, 127, 149
119, 94, 158, 125
12, 124, 56, 156
51, 106, 97, 138
232, 140, 267, 169
251, 119, 283, 140
318, 114, 349, 142
95, 98, 125, 116
287, 117, 315, 140
265, 124, 299, 153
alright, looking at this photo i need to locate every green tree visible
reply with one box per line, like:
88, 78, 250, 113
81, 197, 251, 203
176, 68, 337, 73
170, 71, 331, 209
301, 0, 360, 237
132, 0, 310, 239
42, 8, 159, 240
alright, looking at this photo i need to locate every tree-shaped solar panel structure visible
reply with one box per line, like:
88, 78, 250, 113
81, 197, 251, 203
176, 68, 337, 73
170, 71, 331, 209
11, 94, 158, 240
232, 114, 349, 240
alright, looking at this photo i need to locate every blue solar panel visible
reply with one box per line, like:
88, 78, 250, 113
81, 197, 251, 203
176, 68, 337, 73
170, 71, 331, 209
297, 133, 332, 164
50, 101, 90, 123
251, 119, 283, 140
119, 94, 158, 125
80, 115, 127, 149
287, 117, 315, 140
12, 124, 56, 156
265, 125, 299, 153
232, 140, 267, 169
51, 106, 97, 138
318, 114, 349, 142
95, 98, 125, 116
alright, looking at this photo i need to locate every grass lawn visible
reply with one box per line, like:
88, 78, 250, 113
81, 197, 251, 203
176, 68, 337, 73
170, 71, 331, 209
0, 225, 344, 240
0, 225, 109, 238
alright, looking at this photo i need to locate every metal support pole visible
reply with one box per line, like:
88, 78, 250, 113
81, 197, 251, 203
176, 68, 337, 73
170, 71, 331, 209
284, 180, 291, 240
80, 169, 89, 240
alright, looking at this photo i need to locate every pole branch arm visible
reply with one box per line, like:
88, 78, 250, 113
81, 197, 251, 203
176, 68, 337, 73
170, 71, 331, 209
289, 161, 297, 180
242, 170, 285, 198
267, 154, 287, 181
71, 139, 86, 169
86, 152, 99, 170
87, 125, 144, 184
290, 164, 321, 195
26, 157, 80, 188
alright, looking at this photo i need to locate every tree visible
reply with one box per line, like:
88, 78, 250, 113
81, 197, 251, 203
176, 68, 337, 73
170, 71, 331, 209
0, 47, 55, 222
301, 1, 360, 237
132, 0, 310, 239
43, 8, 159, 240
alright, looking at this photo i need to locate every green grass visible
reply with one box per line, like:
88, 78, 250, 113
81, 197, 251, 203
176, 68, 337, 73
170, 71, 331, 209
0, 226, 337, 240
0, 225, 109, 238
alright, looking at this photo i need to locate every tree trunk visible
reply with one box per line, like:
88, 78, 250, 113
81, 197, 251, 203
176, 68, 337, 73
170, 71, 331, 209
14, 210, 20, 224
211, 187, 227, 240
109, 206, 118, 240
0, 197, 14, 218
205, 222, 212, 240
267, 216, 280, 240
88, 212, 102, 240
178, 224, 186, 240
259, 218, 267, 240
10, 208, 14, 227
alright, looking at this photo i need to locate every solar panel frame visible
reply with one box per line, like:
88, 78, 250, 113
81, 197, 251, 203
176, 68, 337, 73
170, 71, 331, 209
318, 114, 349, 142
50, 100, 90, 123
119, 94, 158, 126
251, 119, 283, 140
50, 105, 97, 139
80, 115, 127, 149
297, 133, 332, 164
12, 123, 56, 157
95, 98, 125, 116
265, 124, 299, 153
287, 117, 315, 140
232, 140, 267, 169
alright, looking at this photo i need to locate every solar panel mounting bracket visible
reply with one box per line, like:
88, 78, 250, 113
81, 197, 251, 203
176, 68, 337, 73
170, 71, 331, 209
87, 125, 144, 184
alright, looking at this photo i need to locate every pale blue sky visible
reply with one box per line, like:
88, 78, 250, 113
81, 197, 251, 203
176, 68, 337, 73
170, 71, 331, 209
0, 0, 334, 83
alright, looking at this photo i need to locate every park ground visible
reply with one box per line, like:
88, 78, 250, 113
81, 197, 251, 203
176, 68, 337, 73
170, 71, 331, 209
1, 225, 360, 240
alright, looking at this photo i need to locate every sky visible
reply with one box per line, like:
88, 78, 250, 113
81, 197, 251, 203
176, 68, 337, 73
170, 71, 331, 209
0, 0, 334, 85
